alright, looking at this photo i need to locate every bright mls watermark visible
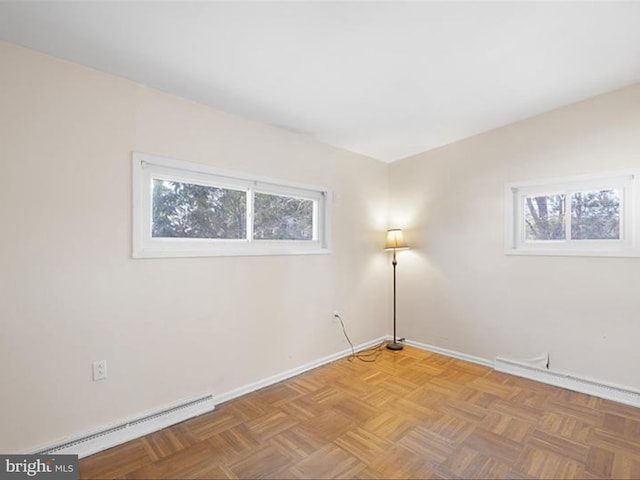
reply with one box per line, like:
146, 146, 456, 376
0, 455, 77, 480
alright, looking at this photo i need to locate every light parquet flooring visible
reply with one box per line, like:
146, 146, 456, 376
79, 347, 640, 479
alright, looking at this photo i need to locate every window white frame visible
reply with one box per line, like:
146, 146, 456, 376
505, 170, 640, 257
132, 152, 331, 258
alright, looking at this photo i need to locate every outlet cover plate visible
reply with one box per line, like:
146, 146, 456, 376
92, 360, 107, 381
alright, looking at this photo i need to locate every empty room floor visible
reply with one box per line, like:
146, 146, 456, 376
79, 346, 640, 479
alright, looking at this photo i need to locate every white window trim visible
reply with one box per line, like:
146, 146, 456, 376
132, 152, 331, 258
504, 169, 640, 257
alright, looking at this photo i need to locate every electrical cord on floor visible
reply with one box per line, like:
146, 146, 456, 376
334, 313, 386, 363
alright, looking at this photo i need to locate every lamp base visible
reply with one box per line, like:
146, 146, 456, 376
386, 342, 404, 351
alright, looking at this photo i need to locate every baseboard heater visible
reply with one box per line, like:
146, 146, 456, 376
32, 394, 215, 459
495, 357, 640, 408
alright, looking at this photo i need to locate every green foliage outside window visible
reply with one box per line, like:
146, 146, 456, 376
253, 193, 313, 240
152, 179, 246, 239
570, 190, 620, 240
524, 189, 620, 241
151, 180, 314, 241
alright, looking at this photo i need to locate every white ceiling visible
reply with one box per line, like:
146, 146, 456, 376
1, 2, 640, 162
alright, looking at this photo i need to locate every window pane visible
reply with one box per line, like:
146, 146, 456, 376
152, 179, 246, 239
571, 189, 620, 240
524, 194, 565, 241
253, 192, 314, 240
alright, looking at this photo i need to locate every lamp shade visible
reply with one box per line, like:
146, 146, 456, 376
384, 229, 409, 250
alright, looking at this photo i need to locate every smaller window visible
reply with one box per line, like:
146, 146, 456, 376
505, 171, 640, 257
133, 153, 331, 258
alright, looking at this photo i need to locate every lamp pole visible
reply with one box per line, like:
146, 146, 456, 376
385, 228, 407, 351
387, 248, 403, 351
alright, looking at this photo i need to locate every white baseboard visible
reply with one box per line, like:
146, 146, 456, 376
403, 338, 494, 368
215, 336, 387, 404
30, 394, 215, 458
28, 336, 386, 458
495, 357, 640, 408
404, 339, 640, 409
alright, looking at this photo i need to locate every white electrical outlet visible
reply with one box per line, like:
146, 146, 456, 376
92, 360, 107, 381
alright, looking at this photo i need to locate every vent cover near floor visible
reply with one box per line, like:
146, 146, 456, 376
33, 394, 215, 458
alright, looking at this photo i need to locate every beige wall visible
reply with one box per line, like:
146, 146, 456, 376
389, 84, 640, 390
0, 41, 389, 453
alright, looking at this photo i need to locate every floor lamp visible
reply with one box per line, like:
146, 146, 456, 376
385, 229, 408, 351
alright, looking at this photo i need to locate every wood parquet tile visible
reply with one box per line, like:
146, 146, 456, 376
79, 346, 640, 479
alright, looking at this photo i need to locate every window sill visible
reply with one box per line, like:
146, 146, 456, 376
133, 246, 331, 259
504, 248, 640, 258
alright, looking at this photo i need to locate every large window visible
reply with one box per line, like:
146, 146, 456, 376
505, 171, 640, 256
133, 153, 330, 258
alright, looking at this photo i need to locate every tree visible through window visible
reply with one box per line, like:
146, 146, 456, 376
524, 194, 565, 241
506, 172, 638, 256
133, 152, 330, 258
570, 190, 620, 240
253, 193, 313, 240
523, 189, 620, 242
152, 179, 246, 239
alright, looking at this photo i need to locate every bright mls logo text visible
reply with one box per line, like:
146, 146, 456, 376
1, 455, 77, 479
5, 458, 54, 477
